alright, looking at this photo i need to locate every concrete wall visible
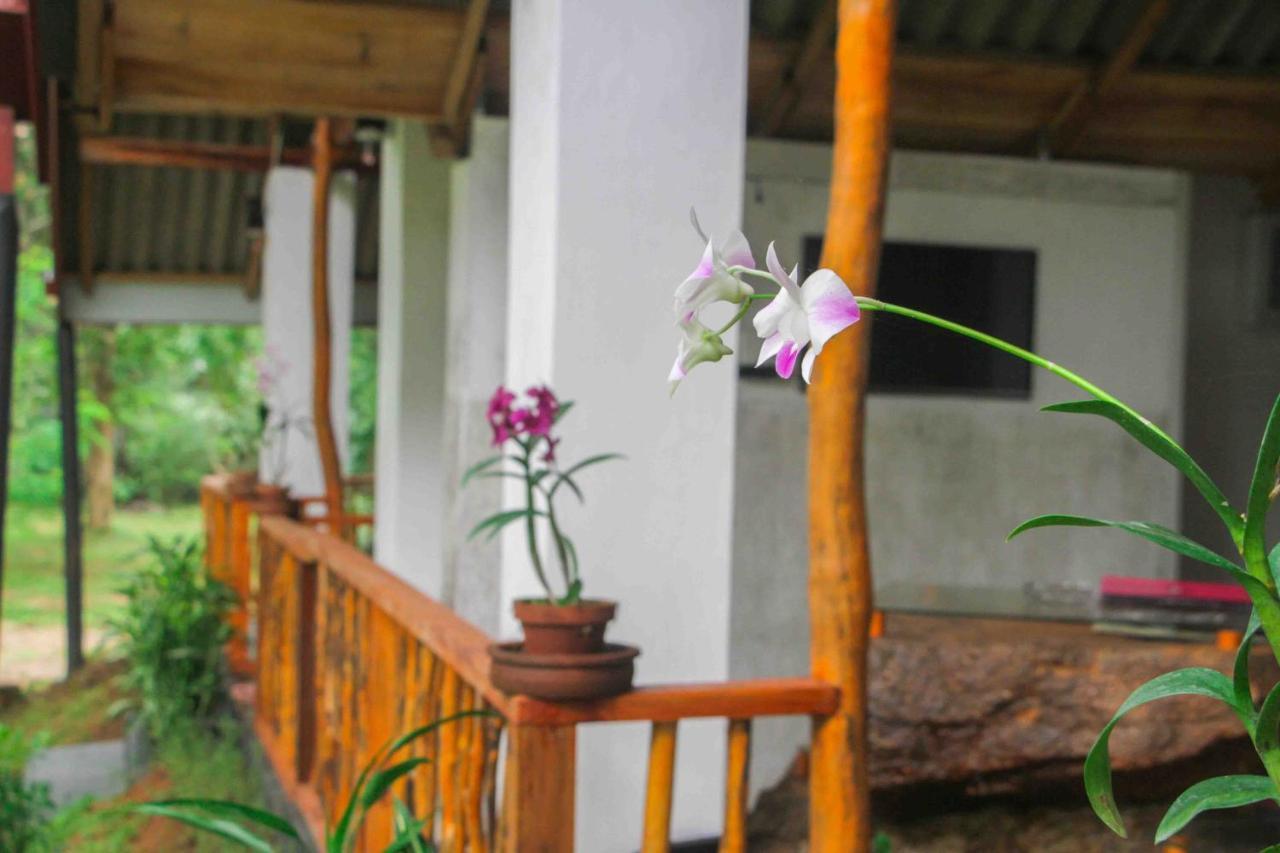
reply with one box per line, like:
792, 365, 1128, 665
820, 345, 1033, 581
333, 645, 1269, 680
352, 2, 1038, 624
731, 142, 1191, 799
1181, 175, 1280, 578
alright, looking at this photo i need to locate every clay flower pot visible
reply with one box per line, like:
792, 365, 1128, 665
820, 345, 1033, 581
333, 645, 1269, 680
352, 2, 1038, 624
252, 482, 295, 517
225, 470, 259, 498
490, 599, 639, 701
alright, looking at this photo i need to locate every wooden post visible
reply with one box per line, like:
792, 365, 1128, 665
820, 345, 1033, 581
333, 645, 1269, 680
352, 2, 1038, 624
807, 1, 894, 851
0, 107, 14, 665
310, 118, 345, 531
57, 317, 85, 674
499, 725, 575, 853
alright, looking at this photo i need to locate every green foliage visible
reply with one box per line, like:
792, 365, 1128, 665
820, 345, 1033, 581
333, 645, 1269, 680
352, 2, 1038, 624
349, 327, 378, 475
0, 724, 56, 853
1156, 776, 1279, 843
110, 536, 234, 738
131, 712, 488, 852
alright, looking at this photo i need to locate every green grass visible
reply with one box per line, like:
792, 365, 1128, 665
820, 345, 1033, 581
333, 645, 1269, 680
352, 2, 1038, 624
3, 505, 202, 629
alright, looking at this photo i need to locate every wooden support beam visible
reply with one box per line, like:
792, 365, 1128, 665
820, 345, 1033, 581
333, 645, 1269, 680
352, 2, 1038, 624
310, 119, 345, 534
807, 1, 894, 851
79, 136, 370, 173
1042, 0, 1170, 155
57, 318, 85, 674
754, 0, 838, 137
499, 725, 575, 852
430, 0, 490, 158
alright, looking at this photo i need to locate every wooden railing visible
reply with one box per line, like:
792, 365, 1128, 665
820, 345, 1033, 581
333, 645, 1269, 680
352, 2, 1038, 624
202, 473, 841, 850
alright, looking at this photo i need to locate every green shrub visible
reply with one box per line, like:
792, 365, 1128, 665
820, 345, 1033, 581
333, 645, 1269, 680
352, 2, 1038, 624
111, 536, 235, 738
0, 724, 55, 852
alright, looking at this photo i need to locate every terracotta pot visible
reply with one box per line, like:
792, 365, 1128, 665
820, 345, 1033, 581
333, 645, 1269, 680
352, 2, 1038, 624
225, 470, 258, 497
488, 641, 639, 701
513, 599, 616, 655
253, 483, 294, 517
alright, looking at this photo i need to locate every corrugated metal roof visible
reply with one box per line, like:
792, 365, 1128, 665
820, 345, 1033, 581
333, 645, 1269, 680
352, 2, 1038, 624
753, 0, 1280, 70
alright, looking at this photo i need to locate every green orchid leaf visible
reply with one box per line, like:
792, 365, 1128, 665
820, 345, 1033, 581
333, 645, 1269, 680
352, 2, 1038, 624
1244, 396, 1280, 581
1155, 775, 1278, 843
361, 757, 433, 811
389, 797, 433, 853
1008, 515, 1246, 578
1042, 400, 1241, 545
553, 400, 575, 424
1234, 610, 1264, 717
143, 798, 299, 839
460, 455, 503, 488
466, 509, 544, 543
550, 472, 584, 502
1269, 543, 1280, 588
561, 453, 625, 479
557, 578, 583, 606
1084, 668, 1248, 838
127, 805, 274, 852
1255, 683, 1280, 765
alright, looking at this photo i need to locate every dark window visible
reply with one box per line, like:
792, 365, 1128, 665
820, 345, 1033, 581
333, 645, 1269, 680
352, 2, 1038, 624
797, 237, 1037, 398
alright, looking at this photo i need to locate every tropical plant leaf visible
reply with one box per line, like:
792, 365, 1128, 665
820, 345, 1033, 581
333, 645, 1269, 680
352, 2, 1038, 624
460, 456, 503, 487
127, 805, 274, 852
1245, 396, 1280, 581
1084, 668, 1248, 838
1255, 682, 1280, 765
1155, 775, 1278, 843
143, 798, 299, 839
553, 400, 575, 424
466, 509, 544, 543
549, 472, 583, 502
390, 797, 433, 853
1270, 543, 1280, 588
560, 453, 624, 480
1008, 515, 1246, 578
1234, 610, 1264, 716
1042, 400, 1242, 546
360, 757, 433, 810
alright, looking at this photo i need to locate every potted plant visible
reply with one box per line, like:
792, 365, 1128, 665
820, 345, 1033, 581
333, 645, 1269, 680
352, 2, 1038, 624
464, 384, 629, 700
253, 346, 307, 516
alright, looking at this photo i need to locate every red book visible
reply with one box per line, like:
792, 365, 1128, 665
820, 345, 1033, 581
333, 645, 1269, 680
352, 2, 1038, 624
1100, 575, 1251, 607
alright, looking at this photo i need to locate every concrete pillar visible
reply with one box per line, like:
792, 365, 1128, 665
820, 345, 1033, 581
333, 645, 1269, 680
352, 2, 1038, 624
442, 117, 510, 634
259, 167, 355, 498
506, 2, 749, 847
373, 121, 450, 591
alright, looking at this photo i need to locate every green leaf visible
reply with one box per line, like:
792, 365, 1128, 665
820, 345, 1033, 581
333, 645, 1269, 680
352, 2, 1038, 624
127, 805, 274, 852
390, 798, 433, 853
550, 472, 584, 502
1043, 400, 1242, 546
1007, 515, 1247, 578
557, 579, 583, 606
460, 456, 502, 488
1084, 668, 1248, 838
466, 509, 544, 543
1246, 396, 1280, 580
1234, 610, 1264, 716
560, 453, 624, 480
1255, 682, 1280, 763
553, 400, 575, 424
360, 757, 433, 810
143, 798, 299, 839
1155, 775, 1278, 843
1269, 543, 1280, 588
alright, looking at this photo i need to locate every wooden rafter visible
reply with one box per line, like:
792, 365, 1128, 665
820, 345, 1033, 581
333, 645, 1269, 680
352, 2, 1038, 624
79, 136, 370, 173
1041, 0, 1170, 155
754, 0, 838, 137
430, 0, 490, 158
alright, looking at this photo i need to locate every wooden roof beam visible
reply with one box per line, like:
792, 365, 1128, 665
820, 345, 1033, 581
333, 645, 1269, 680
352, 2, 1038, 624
753, 0, 838, 137
430, 0, 490, 158
1041, 0, 1170, 156
79, 136, 371, 173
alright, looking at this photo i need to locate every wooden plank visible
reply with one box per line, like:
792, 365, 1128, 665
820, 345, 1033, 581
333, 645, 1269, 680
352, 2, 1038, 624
108, 0, 463, 118
641, 722, 678, 853
438, 669, 462, 851
79, 136, 363, 172
441, 0, 490, 127
310, 119, 345, 532
506, 677, 839, 726
807, 2, 894, 852
719, 720, 752, 853
499, 725, 575, 853
1044, 0, 1171, 154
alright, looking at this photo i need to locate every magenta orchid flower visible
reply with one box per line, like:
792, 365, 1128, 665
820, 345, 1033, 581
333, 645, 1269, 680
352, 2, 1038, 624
672, 231, 757, 317
753, 243, 861, 383
668, 313, 734, 394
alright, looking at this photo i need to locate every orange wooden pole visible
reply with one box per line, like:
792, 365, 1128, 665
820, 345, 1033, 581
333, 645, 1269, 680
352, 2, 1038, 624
807, 1, 894, 851
310, 118, 345, 531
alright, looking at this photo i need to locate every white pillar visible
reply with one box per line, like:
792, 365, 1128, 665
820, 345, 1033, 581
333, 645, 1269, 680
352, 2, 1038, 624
442, 117, 510, 634
259, 167, 355, 497
373, 121, 450, 591
507, 2, 749, 847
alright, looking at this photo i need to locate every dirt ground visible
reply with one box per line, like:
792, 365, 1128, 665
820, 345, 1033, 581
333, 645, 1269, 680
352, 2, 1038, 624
0, 622, 109, 684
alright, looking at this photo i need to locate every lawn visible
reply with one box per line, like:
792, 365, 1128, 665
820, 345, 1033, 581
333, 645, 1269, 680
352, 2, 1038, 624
2, 504, 202, 630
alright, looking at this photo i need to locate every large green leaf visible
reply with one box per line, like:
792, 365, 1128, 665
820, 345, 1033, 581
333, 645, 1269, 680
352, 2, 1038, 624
1043, 400, 1241, 545
360, 757, 433, 810
142, 798, 298, 839
466, 508, 544, 543
1084, 668, 1248, 837
389, 797, 433, 853
127, 805, 274, 852
1234, 610, 1264, 717
1245, 396, 1280, 581
1154, 775, 1278, 843
1007, 515, 1247, 578
1255, 683, 1280, 765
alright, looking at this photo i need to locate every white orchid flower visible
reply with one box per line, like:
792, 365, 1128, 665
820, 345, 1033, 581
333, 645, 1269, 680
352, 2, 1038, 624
753, 242, 861, 383
668, 313, 734, 394
673, 231, 756, 316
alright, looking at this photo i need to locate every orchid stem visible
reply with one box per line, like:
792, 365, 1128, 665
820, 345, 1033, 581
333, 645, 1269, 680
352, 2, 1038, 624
715, 300, 753, 336
521, 442, 553, 601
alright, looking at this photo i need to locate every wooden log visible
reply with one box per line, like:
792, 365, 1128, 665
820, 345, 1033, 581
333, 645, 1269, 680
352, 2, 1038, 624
439, 668, 462, 851
807, 1, 894, 852
499, 724, 575, 853
227, 497, 254, 677
641, 721, 679, 853
309, 118, 345, 533
720, 719, 752, 853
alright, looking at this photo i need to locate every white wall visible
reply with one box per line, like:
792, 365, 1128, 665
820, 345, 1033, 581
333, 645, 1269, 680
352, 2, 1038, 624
731, 142, 1191, 800
1181, 175, 1280, 575
259, 167, 355, 496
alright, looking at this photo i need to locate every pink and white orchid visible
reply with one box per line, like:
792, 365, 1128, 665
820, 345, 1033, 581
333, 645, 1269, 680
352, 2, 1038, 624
668, 313, 733, 394
753, 242, 861, 383
672, 231, 757, 317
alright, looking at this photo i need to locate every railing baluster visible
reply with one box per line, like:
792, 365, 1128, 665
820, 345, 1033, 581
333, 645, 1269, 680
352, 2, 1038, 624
439, 668, 462, 851
641, 721, 679, 853
463, 696, 488, 853
296, 556, 318, 782
499, 724, 575, 852
719, 719, 752, 853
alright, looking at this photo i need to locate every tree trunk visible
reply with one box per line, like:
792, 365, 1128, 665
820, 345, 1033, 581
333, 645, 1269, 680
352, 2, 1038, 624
83, 326, 115, 530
